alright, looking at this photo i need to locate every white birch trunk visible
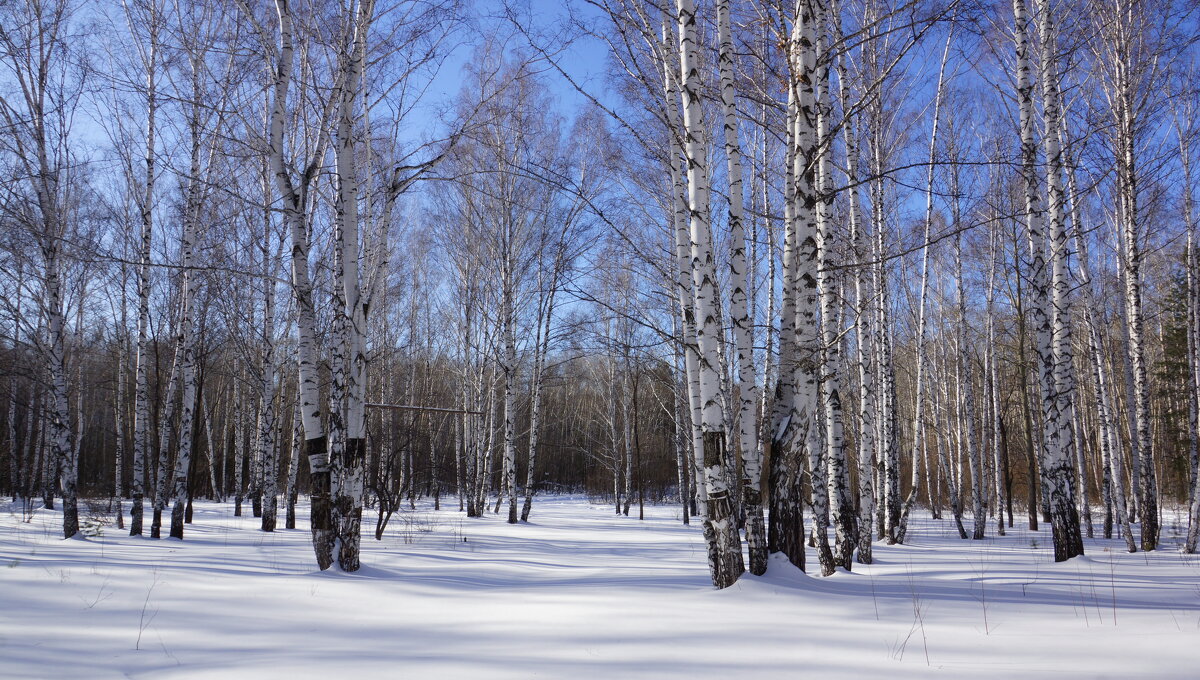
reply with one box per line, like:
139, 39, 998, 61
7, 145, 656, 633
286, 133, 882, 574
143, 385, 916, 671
1062, 152, 1093, 538
985, 227, 1007, 536
151, 350, 181, 538
606, 355, 622, 514
520, 270, 558, 522
122, 0, 160, 545
286, 391, 301, 529
335, 0, 378, 570
234, 378, 245, 516
863, 67, 900, 544
7, 263, 27, 504
1031, 0, 1083, 560
661, 12, 704, 523
501, 282, 518, 524
837, 43, 875, 563
46, 261, 76, 538
168, 62, 205, 539
1013, 0, 1066, 553
1114, 77, 1157, 552
257, 250, 279, 533
955, 227, 986, 540
36, 406, 49, 510
621, 362, 635, 516
768, 71, 805, 571
202, 396, 219, 502
677, 0, 742, 587
7, 379, 19, 501
935, 327, 969, 539
812, 1, 848, 574
238, 0, 334, 568
4, 2, 80, 538
166, 214, 200, 540
38, 408, 50, 510
481, 366, 497, 512
114, 323, 127, 528
1070, 169, 1136, 550
672, 325, 692, 524
1180, 115, 1200, 552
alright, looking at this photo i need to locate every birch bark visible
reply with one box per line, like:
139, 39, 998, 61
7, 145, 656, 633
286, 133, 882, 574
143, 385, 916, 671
202, 396, 219, 502
257, 216, 279, 533
1115, 79, 1157, 553
985, 226, 1006, 536
621, 359, 635, 516
501, 279, 518, 523
234, 378, 245, 516
769, 69, 805, 571
935, 315, 969, 539
955, 223, 985, 540
520, 259, 559, 522
122, 0, 160, 539
677, 0, 743, 587
237, 0, 337, 567
0, 0, 80, 538
114, 298, 127, 527
1032, 0, 1083, 559
836, 40, 875, 563
151, 347, 181, 538
1180, 113, 1200, 552
168, 49, 206, 539
662, 20, 707, 523
286, 391, 301, 529
330, 0, 376, 571
7, 378, 19, 502
812, 1, 850, 573
716, 0, 766, 575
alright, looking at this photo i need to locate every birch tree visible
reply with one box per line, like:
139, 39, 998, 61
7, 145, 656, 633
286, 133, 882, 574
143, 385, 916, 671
0, 0, 85, 539
238, 0, 336, 568
1174, 95, 1200, 553
813, 0, 852, 572
328, 0, 376, 570
1087, 0, 1190, 551
836, 27, 876, 563
1013, 0, 1082, 561
111, 0, 164, 538
768, 13, 807, 573
716, 0, 767, 576
328, 0, 460, 567
167, 0, 231, 539
255, 177, 282, 533
662, 9, 708, 530
677, 0, 742, 587
984, 210, 1007, 536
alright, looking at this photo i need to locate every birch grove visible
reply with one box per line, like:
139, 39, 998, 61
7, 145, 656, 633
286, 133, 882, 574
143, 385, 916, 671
1, 0, 1199, 583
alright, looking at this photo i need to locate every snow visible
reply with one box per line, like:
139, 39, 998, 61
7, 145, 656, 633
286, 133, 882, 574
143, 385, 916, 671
1, 498, 1198, 678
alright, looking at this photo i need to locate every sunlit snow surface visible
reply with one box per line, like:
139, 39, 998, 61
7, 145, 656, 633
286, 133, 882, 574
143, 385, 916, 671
1, 497, 1198, 678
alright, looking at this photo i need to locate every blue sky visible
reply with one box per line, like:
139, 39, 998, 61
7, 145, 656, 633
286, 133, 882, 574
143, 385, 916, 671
410, 0, 616, 137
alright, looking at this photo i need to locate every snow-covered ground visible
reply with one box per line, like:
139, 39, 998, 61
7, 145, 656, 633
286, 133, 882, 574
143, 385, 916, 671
1, 497, 1197, 679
